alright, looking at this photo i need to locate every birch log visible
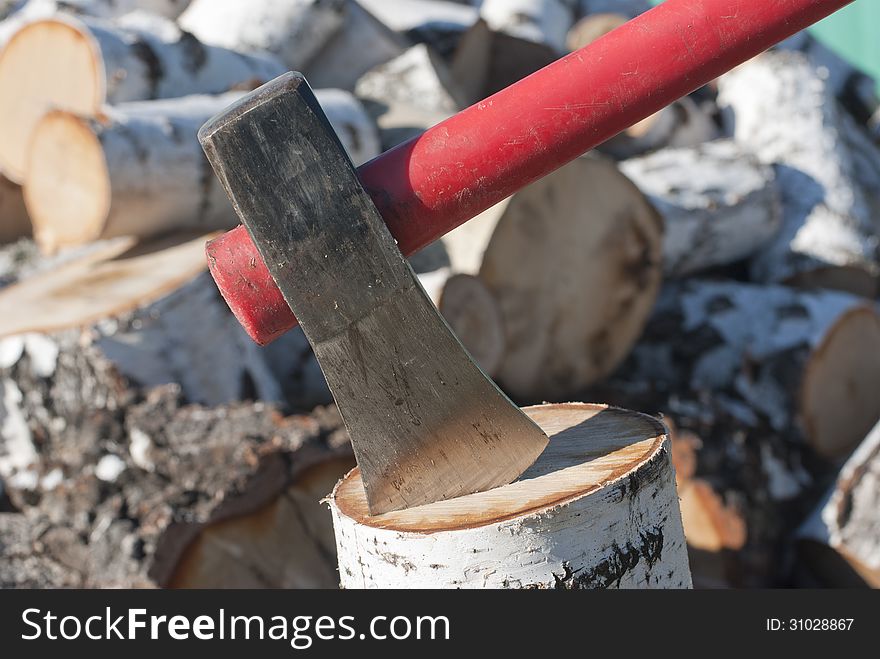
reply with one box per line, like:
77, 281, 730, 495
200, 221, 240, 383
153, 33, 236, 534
598, 96, 719, 160
359, 0, 479, 58
718, 51, 880, 297
24, 89, 378, 252
355, 43, 467, 115
0, 176, 29, 244
798, 419, 880, 588
301, 0, 407, 91
566, 11, 626, 51
0, 233, 295, 409
620, 139, 781, 277
331, 403, 691, 589
178, 0, 345, 71
442, 154, 663, 401
627, 280, 880, 460
0, 381, 355, 588
0, 13, 285, 182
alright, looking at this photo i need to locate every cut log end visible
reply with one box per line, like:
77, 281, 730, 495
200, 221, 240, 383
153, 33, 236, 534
801, 305, 880, 459
330, 402, 691, 588
25, 111, 109, 253
438, 273, 506, 377
0, 18, 102, 183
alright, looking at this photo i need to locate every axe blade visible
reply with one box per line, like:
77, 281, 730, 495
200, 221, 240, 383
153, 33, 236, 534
200, 73, 548, 514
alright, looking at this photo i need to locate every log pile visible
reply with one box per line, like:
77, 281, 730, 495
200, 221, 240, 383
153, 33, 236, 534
2, 0, 880, 590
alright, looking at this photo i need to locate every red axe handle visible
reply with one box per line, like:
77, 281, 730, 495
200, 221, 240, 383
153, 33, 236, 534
207, 0, 853, 345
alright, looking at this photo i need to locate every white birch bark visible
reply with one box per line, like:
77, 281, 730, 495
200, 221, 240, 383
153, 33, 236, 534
620, 139, 781, 277
330, 403, 691, 589
178, 0, 345, 70
717, 50, 880, 296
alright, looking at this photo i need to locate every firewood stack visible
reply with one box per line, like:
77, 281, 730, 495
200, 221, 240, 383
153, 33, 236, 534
1, 0, 880, 589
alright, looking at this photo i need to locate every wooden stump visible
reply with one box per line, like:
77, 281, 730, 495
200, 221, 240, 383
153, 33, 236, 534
178, 0, 345, 70
627, 279, 880, 460
0, 12, 285, 182
620, 139, 781, 277
798, 419, 880, 587
25, 89, 377, 253
330, 403, 691, 589
0, 175, 29, 244
442, 154, 663, 401
718, 50, 880, 296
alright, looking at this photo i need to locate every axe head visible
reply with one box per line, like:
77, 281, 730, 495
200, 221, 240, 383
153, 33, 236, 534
199, 73, 547, 514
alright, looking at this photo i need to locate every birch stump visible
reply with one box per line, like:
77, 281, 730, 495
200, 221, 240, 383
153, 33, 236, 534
0, 12, 285, 182
24, 89, 378, 252
178, 0, 345, 71
442, 154, 663, 401
718, 50, 880, 297
798, 419, 880, 587
620, 139, 781, 277
330, 403, 691, 589
626, 280, 880, 460
0, 175, 29, 244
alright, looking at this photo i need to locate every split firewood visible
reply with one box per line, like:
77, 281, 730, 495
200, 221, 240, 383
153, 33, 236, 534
442, 154, 663, 401
0, 383, 354, 588
365, 102, 451, 151
0, 12, 286, 183
0, 233, 297, 409
24, 89, 378, 253
0, 175, 29, 244
355, 43, 468, 115
798, 419, 880, 588
178, 0, 345, 71
301, 0, 407, 91
718, 50, 880, 297
331, 403, 691, 588
625, 279, 880, 460
598, 95, 719, 160
620, 139, 781, 277
478, 0, 574, 54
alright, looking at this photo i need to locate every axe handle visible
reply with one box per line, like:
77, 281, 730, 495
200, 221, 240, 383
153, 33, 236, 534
207, 0, 854, 345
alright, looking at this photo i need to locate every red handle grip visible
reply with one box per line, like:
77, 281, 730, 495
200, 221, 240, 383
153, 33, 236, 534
207, 0, 854, 345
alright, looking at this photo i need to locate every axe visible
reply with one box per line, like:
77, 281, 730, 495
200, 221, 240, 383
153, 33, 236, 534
201, 0, 852, 514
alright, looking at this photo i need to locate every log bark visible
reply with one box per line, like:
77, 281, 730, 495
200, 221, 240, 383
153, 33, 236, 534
624, 279, 880, 460
798, 419, 880, 588
25, 89, 378, 252
0, 175, 29, 244
566, 11, 627, 51
330, 402, 691, 589
178, 0, 345, 71
0, 382, 354, 588
717, 50, 880, 296
620, 139, 781, 277
0, 12, 286, 182
442, 154, 663, 401
355, 43, 467, 115
301, 0, 407, 91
